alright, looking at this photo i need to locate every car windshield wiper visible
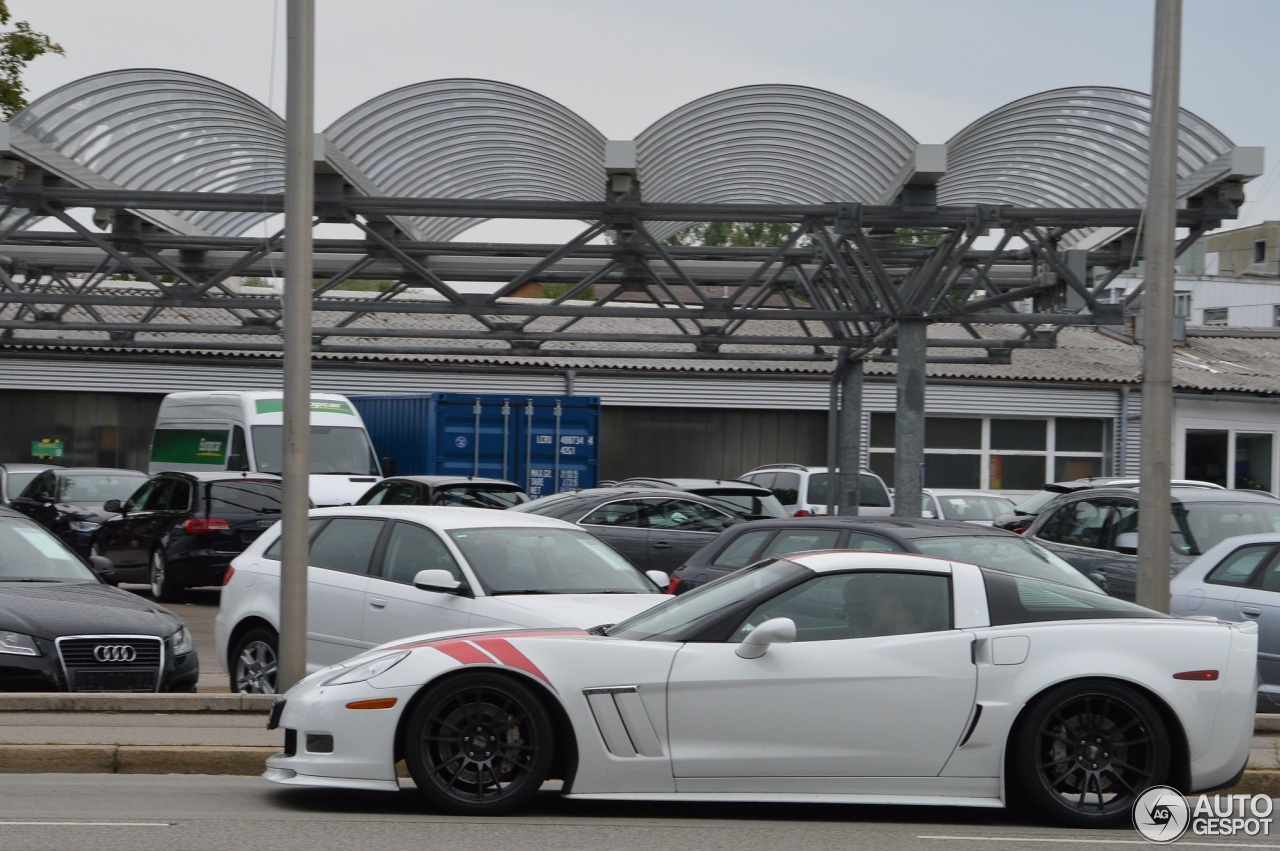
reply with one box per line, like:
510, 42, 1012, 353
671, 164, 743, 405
587, 623, 613, 635
0, 577, 63, 582
489, 589, 560, 595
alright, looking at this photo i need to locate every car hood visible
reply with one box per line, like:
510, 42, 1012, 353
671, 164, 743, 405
0, 582, 182, 640
475, 593, 669, 629
308, 475, 381, 508
56, 503, 111, 523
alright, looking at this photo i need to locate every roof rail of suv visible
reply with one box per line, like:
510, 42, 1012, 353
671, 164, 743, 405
747, 463, 809, 471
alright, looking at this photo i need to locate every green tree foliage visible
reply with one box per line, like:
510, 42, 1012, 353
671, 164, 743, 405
0, 2, 63, 120
663, 221, 797, 248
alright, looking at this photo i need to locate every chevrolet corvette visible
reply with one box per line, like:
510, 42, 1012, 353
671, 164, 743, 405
264, 550, 1258, 828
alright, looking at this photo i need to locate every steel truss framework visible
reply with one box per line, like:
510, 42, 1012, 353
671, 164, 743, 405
0, 179, 1256, 365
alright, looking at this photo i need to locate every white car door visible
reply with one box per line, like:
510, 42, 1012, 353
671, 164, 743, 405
666, 570, 977, 782
298, 517, 384, 669
362, 519, 478, 649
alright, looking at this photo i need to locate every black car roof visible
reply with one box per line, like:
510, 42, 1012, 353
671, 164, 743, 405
713, 515, 1016, 539
382, 475, 524, 488
1049, 486, 1279, 504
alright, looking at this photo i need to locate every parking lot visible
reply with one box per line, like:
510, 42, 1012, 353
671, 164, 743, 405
128, 584, 228, 694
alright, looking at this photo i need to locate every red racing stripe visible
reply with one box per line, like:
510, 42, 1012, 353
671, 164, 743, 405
431, 639, 495, 665
473, 637, 551, 685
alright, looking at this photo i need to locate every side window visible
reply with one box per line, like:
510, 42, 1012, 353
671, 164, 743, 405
23, 471, 53, 500
581, 499, 645, 527
761, 528, 842, 558
379, 521, 462, 584
165, 479, 193, 511
647, 499, 735, 532
771, 472, 801, 506
1107, 502, 1139, 549
712, 529, 773, 568
125, 479, 162, 511
859, 474, 892, 508
263, 518, 326, 560
1036, 499, 1109, 549
139, 478, 176, 511
844, 532, 900, 552
308, 518, 384, 575
364, 481, 419, 506
228, 426, 250, 472
1206, 544, 1275, 588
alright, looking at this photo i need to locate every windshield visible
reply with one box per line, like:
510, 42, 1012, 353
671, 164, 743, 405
700, 491, 788, 519
0, 518, 97, 582
933, 494, 1015, 522
435, 485, 528, 509
58, 473, 147, 504
911, 534, 1101, 593
1175, 501, 1280, 556
252, 425, 381, 476
448, 527, 659, 594
1011, 489, 1067, 515
808, 473, 891, 508
608, 558, 810, 640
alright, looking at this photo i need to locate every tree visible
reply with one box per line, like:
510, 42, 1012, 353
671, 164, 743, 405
663, 221, 798, 248
0, 2, 63, 120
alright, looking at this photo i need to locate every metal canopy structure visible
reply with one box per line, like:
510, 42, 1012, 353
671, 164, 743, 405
0, 71, 1262, 366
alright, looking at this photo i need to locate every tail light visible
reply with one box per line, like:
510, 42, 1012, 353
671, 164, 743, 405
793, 509, 812, 517
222, 566, 235, 586
667, 576, 682, 594
184, 517, 231, 534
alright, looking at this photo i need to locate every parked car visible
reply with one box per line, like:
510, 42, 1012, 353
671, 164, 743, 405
667, 516, 1104, 595
509, 486, 741, 572
0, 463, 61, 507
1170, 532, 1280, 712
614, 477, 787, 519
738, 463, 893, 516
1025, 486, 1280, 601
919, 489, 1015, 525
356, 475, 529, 510
0, 506, 198, 692
993, 477, 1224, 534
264, 549, 1258, 827
9, 467, 149, 556
215, 505, 670, 693
91, 471, 287, 602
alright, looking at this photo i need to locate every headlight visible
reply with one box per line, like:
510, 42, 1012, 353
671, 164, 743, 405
321, 651, 409, 686
68, 520, 101, 533
170, 625, 194, 656
0, 631, 39, 657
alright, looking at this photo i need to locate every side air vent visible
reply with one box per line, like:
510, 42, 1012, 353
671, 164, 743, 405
582, 685, 664, 758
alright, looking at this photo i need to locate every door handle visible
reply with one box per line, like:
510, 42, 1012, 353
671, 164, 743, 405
653, 541, 672, 549
1241, 606, 1262, 617
369, 597, 387, 609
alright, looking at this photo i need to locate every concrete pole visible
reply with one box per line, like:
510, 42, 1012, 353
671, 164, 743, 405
837, 353, 863, 515
279, 0, 315, 691
1136, 0, 1180, 613
894, 319, 927, 517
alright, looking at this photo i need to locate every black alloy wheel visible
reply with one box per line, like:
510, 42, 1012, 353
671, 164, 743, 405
230, 626, 279, 694
1014, 681, 1170, 828
404, 673, 554, 815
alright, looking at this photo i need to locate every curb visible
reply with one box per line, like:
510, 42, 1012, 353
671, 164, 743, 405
0, 744, 277, 775
0, 693, 276, 712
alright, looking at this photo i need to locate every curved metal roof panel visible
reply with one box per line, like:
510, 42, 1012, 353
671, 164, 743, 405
14, 69, 286, 236
324, 79, 607, 242
939, 87, 1235, 210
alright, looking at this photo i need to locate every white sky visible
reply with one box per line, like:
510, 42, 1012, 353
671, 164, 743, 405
13, 0, 1280, 238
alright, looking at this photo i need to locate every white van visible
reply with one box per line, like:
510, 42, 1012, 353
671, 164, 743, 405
149, 391, 382, 506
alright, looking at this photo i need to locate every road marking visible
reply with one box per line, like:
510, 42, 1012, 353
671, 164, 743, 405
0, 821, 169, 827
920, 836, 1280, 848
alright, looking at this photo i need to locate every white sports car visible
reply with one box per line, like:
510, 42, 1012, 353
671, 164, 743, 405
264, 550, 1258, 828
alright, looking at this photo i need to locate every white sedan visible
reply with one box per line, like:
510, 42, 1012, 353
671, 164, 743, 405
264, 550, 1258, 828
215, 506, 670, 693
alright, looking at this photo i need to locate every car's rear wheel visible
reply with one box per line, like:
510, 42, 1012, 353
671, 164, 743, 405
404, 673, 554, 815
1014, 680, 1170, 828
230, 627, 278, 694
149, 549, 182, 602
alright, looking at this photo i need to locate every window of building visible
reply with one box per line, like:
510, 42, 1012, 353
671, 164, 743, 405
1174, 291, 1191, 319
1203, 308, 1229, 326
1273, 305, 1280, 328
1255, 240, 1267, 265
867, 415, 1108, 490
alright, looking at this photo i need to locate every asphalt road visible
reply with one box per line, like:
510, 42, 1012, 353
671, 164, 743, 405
13, 774, 1265, 851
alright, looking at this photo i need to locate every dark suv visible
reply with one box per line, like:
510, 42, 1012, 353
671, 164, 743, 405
993, 477, 1223, 534
614, 477, 787, 519
1024, 486, 1280, 601
92, 471, 287, 601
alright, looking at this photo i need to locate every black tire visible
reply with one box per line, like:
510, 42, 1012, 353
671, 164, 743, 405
1013, 680, 1171, 828
403, 673, 554, 815
149, 548, 182, 602
229, 626, 278, 694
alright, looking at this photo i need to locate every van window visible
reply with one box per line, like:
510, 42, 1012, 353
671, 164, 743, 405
251, 425, 380, 475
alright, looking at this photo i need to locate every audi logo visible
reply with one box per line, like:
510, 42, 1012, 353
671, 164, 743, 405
93, 645, 137, 663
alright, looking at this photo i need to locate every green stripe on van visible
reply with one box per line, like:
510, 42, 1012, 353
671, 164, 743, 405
253, 398, 355, 416
151, 428, 229, 465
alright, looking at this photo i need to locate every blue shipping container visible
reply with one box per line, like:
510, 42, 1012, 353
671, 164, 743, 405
350, 394, 600, 497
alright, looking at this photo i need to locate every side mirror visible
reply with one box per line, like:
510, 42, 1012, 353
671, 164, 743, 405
1114, 532, 1139, 553
103, 499, 124, 514
88, 554, 117, 585
413, 569, 472, 596
381, 457, 396, 478
736, 616, 797, 659
1090, 571, 1109, 591
646, 569, 670, 590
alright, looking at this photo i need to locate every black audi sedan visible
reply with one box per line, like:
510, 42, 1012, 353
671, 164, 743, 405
667, 515, 1105, 595
9, 467, 149, 556
93, 471, 287, 601
0, 507, 198, 692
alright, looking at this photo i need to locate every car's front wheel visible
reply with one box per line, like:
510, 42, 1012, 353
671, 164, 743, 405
1013, 680, 1171, 828
230, 626, 278, 694
404, 673, 554, 815
149, 549, 182, 602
